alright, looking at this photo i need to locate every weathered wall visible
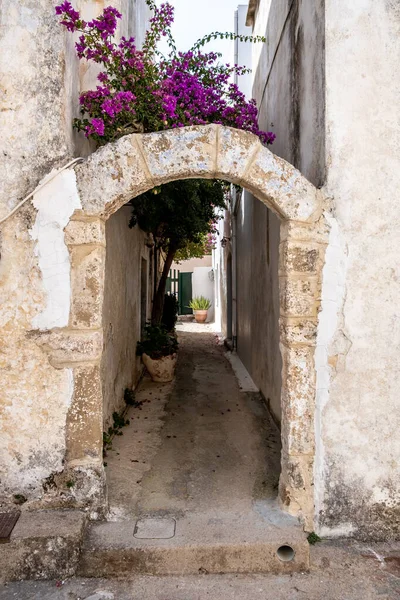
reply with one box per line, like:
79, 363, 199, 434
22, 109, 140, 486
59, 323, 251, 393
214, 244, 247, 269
0, 0, 151, 506
315, 0, 400, 540
0, 0, 152, 215
251, 0, 325, 187
101, 207, 150, 428
230, 5, 284, 421
236, 191, 282, 420
0, 170, 81, 505
249, 0, 400, 539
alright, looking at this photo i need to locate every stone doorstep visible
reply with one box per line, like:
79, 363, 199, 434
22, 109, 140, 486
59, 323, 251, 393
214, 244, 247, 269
0, 508, 309, 581
0, 509, 87, 583
78, 510, 309, 577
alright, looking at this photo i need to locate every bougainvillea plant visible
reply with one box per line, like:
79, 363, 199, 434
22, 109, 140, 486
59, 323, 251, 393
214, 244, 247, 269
55, 0, 276, 145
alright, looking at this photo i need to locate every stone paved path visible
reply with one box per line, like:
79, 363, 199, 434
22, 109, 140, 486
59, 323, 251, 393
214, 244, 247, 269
107, 326, 280, 520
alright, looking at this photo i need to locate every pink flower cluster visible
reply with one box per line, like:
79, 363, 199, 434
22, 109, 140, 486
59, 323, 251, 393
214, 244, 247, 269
55, 1, 276, 145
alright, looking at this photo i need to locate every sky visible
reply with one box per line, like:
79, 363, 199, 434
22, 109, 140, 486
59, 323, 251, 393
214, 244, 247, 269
156, 0, 247, 68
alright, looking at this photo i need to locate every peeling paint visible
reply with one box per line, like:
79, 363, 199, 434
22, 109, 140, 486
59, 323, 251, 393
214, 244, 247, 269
314, 212, 347, 531
30, 169, 81, 330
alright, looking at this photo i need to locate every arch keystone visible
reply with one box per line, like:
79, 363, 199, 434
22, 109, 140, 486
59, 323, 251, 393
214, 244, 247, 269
139, 125, 218, 185
215, 126, 261, 183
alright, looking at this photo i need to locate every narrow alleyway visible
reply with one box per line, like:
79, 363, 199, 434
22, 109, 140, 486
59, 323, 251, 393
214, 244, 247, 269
75, 326, 310, 577
106, 325, 281, 520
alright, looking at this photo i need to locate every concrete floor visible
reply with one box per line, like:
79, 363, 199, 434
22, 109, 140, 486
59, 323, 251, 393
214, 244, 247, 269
1, 541, 400, 599
106, 326, 281, 520
93, 327, 299, 576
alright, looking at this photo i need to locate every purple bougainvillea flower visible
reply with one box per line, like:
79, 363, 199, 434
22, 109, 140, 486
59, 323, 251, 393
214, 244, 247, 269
87, 117, 105, 137
56, 1, 275, 145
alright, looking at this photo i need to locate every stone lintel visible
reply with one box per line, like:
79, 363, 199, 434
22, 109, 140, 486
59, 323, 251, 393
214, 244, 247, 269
29, 328, 103, 367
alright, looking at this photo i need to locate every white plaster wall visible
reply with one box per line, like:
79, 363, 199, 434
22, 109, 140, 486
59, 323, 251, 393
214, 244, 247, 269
192, 267, 215, 323
31, 169, 82, 330
315, 0, 400, 539
171, 255, 212, 273
212, 209, 228, 333
250, 0, 400, 538
0, 0, 152, 218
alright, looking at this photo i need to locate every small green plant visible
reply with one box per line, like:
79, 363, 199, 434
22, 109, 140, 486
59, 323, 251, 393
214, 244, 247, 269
124, 388, 143, 408
307, 532, 322, 545
66, 480, 75, 489
137, 324, 178, 360
189, 296, 211, 310
112, 411, 130, 430
103, 410, 130, 455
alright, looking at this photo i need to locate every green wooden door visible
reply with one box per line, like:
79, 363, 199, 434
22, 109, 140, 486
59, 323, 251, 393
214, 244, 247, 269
179, 272, 193, 315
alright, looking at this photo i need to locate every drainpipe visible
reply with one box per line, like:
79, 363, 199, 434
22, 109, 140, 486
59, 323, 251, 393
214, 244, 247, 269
231, 188, 240, 351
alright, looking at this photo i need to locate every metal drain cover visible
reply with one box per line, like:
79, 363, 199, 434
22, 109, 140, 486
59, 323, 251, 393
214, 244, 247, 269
134, 517, 176, 539
0, 511, 20, 543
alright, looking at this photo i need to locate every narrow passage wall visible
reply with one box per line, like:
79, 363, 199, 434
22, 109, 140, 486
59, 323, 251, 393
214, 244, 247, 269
236, 191, 282, 421
101, 207, 151, 428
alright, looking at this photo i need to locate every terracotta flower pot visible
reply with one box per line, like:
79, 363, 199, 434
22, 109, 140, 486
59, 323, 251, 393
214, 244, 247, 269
194, 309, 208, 323
142, 352, 177, 383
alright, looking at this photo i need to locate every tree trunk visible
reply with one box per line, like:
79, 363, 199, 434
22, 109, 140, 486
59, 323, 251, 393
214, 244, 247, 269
151, 247, 176, 324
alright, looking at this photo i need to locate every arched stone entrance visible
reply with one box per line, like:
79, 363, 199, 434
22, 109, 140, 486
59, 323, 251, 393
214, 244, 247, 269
40, 125, 327, 528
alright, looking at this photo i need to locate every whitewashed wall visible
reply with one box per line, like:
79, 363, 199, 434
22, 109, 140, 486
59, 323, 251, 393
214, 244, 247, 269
250, 0, 400, 539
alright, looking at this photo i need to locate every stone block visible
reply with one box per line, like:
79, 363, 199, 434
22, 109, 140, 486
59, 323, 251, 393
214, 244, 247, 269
279, 453, 314, 530
70, 246, 105, 329
64, 218, 105, 246
243, 149, 321, 222
30, 329, 103, 366
280, 318, 318, 346
280, 213, 329, 244
0, 510, 86, 582
75, 135, 152, 217
79, 512, 309, 576
215, 126, 261, 183
66, 365, 103, 463
280, 276, 319, 317
280, 345, 316, 455
279, 241, 325, 275
140, 125, 217, 184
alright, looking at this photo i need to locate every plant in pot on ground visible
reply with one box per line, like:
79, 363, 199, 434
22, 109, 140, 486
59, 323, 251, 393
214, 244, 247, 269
137, 324, 179, 382
189, 296, 212, 323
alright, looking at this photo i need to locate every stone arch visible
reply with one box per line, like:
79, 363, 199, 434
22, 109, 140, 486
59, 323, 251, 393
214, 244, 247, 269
42, 125, 327, 528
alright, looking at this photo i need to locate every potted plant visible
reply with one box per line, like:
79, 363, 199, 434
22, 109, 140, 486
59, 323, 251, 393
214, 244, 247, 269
189, 296, 212, 323
137, 325, 178, 383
